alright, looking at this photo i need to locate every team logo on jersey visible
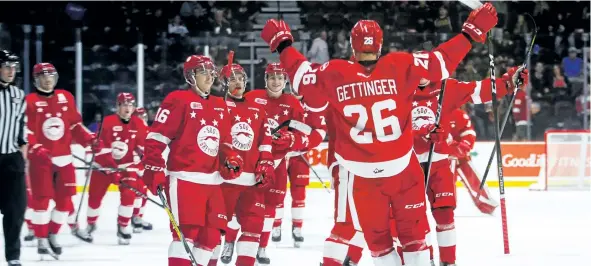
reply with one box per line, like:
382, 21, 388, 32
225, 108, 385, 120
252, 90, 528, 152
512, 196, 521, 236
255, 98, 267, 105
231, 122, 254, 151
111, 140, 129, 160
197, 125, 220, 156
411, 106, 436, 130
42, 117, 65, 141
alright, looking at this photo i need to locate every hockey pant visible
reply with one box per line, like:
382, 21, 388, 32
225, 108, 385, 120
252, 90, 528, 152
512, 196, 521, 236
133, 177, 149, 218
453, 157, 499, 214
165, 175, 227, 266
423, 159, 457, 265
28, 155, 77, 239
213, 183, 265, 266
274, 155, 309, 229
329, 155, 431, 266
87, 169, 138, 227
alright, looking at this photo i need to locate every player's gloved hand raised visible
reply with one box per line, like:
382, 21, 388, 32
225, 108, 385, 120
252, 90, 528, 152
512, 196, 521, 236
449, 141, 472, 158
220, 153, 244, 180
142, 164, 166, 194
462, 2, 498, 43
254, 159, 275, 189
418, 124, 449, 145
28, 144, 51, 161
502, 65, 529, 92
261, 19, 294, 52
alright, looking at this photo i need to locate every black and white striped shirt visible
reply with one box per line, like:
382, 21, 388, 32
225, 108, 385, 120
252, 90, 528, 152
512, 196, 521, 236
0, 83, 27, 154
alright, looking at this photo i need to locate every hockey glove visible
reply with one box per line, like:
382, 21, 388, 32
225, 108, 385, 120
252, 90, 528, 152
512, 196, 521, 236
449, 141, 472, 159
418, 124, 449, 145
261, 19, 294, 52
143, 164, 167, 195
502, 65, 529, 92
110, 172, 122, 184
220, 153, 244, 180
273, 131, 309, 152
462, 2, 498, 43
254, 159, 275, 189
28, 144, 51, 161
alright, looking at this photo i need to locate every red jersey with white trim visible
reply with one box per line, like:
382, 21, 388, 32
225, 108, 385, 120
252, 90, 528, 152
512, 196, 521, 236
244, 89, 305, 160
280, 34, 473, 178
512, 89, 528, 126
100, 114, 148, 166
25, 89, 96, 165
143, 90, 233, 185
448, 108, 476, 150
224, 96, 272, 186
412, 78, 510, 163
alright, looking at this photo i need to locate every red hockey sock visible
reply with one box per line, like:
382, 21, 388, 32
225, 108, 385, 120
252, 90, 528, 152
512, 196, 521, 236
225, 226, 240, 243
433, 208, 456, 264
236, 234, 259, 266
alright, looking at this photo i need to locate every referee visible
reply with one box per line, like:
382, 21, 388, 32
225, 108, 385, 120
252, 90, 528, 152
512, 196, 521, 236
0, 50, 27, 266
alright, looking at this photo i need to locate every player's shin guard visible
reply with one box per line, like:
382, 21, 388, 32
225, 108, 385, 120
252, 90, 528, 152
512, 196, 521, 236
260, 208, 275, 248
48, 196, 74, 235
225, 216, 240, 243
207, 243, 221, 266
290, 185, 306, 229
272, 204, 284, 228
32, 197, 51, 238
168, 225, 199, 266
236, 232, 260, 266
432, 208, 456, 264
118, 188, 136, 227
322, 227, 364, 266
194, 227, 222, 266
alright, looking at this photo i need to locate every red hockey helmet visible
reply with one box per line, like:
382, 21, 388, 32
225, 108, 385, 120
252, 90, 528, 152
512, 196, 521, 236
183, 55, 217, 86
219, 63, 247, 86
134, 107, 146, 116
33, 62, 58, 88
264, 62, 287, 79
116, 92, 135, 105
350, 20, 383, 55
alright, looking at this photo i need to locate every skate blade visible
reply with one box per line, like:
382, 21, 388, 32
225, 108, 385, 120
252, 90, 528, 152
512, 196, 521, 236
39, 251, 59, 260
293, 241, 303, 248
118, 238, 131, 245
133, 227, 143, 234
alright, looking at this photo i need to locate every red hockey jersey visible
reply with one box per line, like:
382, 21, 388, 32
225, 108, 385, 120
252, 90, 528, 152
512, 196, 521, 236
25, 89, 104, 167
224, 96, 272, 186
286, 98, 328, 158
412, 78, 511, 163
448, 108, 476, 150
100, 114, 148, 167
143, 90, 233, 185
512, 89, 528, 126
280, 34, 473, 178
244, 90, 305, 160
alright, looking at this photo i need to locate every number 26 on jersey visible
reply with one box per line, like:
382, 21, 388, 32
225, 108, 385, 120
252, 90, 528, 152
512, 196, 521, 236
344, 99, 402, 144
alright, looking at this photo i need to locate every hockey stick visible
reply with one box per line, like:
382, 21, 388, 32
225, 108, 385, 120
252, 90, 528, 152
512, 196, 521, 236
75, 166, 142, 172
298, 154, 331, 193
487, 30, 511, 255
75, 110, 104, 225
72, 154, 163, 209
478, 14, 538, 190
424, 79, 447, 191
157, 186, 198, 266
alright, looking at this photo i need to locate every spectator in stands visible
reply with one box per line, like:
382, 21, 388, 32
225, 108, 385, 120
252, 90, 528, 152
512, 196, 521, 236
0, 23, 10, 50
211, 9, 239, 51
168, 15, 189, 37
332, 30, 350, 60
433, 6, 453, 34
308, 30, 329, 64
562, 47, 584, 80
87, 112, 103, 133
551, 64, 571, 102
530, 62, 551, 102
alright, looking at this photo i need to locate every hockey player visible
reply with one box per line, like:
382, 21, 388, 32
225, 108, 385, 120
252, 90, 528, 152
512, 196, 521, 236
142, 55, 244, 266
448, 106, 499, 215
23, 176, 36, 244
79, 92, 148, 245
131, 106, 153, 233
413, 65, 529, 265
25, 63, 122, 258
260, 3, 498, 264
209, 62, 275, 266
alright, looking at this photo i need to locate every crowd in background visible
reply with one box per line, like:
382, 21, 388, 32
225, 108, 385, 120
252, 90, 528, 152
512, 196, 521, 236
0, 1, 589, 141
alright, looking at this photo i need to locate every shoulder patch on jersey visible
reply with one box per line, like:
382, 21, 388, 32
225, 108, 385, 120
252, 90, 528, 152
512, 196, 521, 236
57, 93, 68, 103
190, 102, 203, 109
35, 101, 48, 107
255, 98, 267, 105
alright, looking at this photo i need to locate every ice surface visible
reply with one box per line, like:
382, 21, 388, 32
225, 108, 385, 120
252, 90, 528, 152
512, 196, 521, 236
2, 188, 590, 265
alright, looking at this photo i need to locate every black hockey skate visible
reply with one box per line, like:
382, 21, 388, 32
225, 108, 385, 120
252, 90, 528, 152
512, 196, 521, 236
142, 219, 153, 230
37, 238, 59, 260
131, 216, 144, 233
256, 247, 270, 265
271, 226, 281, 242
343, 256, 358, 266
71, 223, 94, 243
7, 260, 22, 266
220, 241, 234, 264
23, 228, 35, 243
292, 227, 304, 248
117, 224, 132, 245
48, 233, 63, 255
441, 263, 456, 266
